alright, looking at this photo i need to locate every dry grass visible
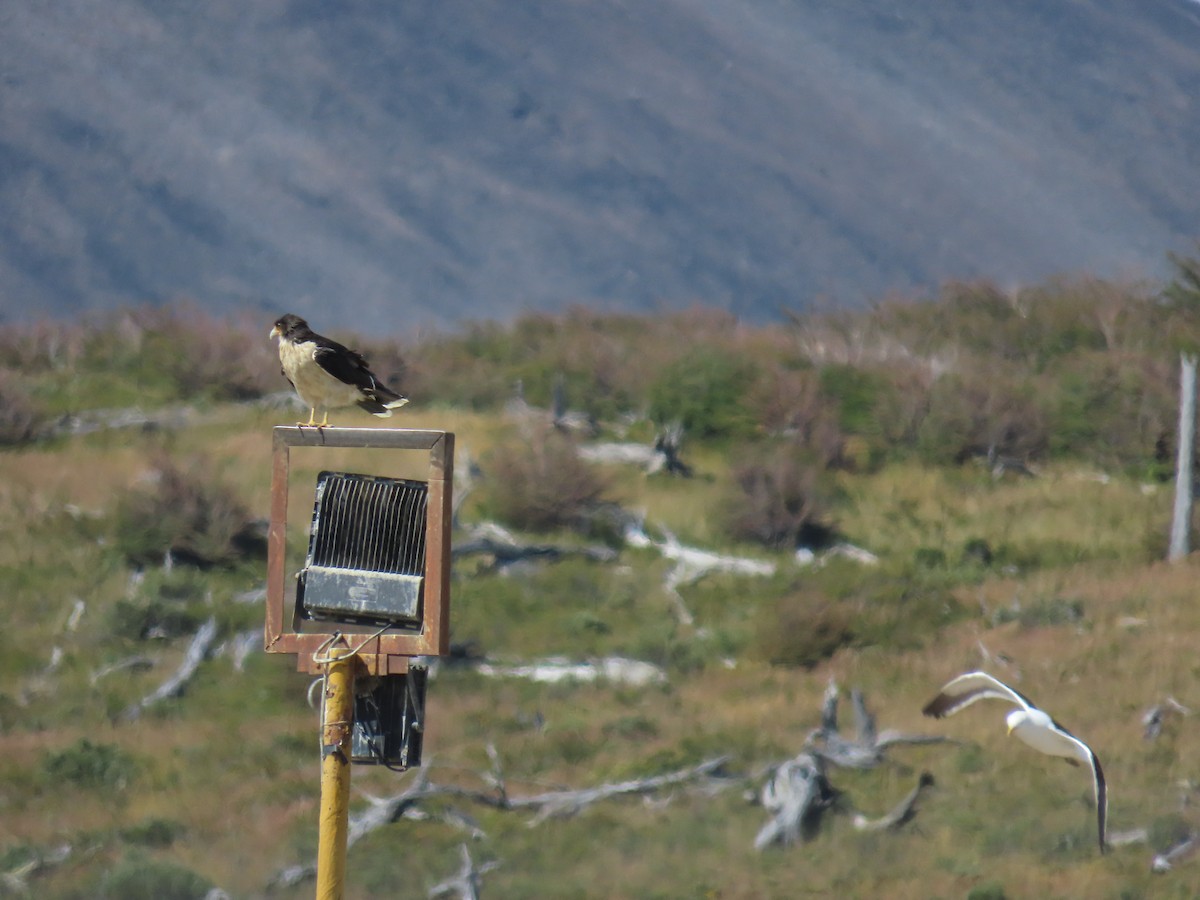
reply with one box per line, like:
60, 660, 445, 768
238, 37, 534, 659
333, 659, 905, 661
3, 398, 1200, 898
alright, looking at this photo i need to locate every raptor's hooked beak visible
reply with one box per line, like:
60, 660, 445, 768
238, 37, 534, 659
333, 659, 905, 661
270, 324, 281, 339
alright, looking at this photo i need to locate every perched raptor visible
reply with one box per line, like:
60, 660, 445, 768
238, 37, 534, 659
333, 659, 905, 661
270, 314, 408, 427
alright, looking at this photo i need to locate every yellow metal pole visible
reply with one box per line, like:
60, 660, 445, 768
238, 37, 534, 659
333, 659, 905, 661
316, 647, 357, 900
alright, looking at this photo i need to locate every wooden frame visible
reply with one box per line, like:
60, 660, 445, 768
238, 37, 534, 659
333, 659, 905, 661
265, 426, 454, 674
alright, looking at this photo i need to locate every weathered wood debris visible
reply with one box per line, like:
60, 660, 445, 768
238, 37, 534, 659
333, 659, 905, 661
851, 772, 935, 832
453, 521, 617, 572
754, 680, 952, 850
623, 519, 775, 626
268, 752, 733, 889
804, 679, 954, 769
120, 617, 217, 722
428, 844, 501, 900
753, 752, 839, 850
472, 656, 666, 688
1142, 696, 1190, 741
577, 422, 692, 476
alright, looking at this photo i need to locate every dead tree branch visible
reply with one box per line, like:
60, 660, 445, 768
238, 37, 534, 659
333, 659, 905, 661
506, 755, 733, 826
453, 521, 616, 572
851, 772, 935, 832
472, 656, 666, 688
89, 655, 155, 686
120, 617, 217, 722
1143, 697, 1191, 741
0, 843, 71, 895
1154, 833, 1200, 873
428, 844, 501, 900
578, 423, 691, 476
753, 752, 839, 850
624, 519, 774, 626
805, 680, 954, 769
268, 754, 731, 890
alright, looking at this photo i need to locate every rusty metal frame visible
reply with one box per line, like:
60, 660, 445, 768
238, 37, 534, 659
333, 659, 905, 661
265, 426, 453, 674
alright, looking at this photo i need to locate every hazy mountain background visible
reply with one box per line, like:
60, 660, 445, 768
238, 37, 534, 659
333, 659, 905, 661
3, 0, 1200, 333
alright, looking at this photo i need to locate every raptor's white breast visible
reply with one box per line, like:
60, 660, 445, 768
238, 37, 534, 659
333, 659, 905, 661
279, 339, 363, 410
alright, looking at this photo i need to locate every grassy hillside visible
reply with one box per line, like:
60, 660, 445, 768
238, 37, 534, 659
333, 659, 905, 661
2, 297, 1200, 897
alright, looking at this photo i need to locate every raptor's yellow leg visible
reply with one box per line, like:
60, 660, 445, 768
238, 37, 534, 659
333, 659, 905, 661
319, 411, 330, 428
298, 408, 318, 427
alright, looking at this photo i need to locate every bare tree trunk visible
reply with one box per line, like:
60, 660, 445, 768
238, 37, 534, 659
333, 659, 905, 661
1169, 353, 1197, 562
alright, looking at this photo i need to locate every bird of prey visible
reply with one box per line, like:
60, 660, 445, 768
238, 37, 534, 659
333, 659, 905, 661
922, 670, 1107, 854
270, 314, 408, 427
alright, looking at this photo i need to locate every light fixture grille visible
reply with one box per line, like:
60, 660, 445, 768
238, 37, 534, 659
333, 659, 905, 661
297, 471, 428, 626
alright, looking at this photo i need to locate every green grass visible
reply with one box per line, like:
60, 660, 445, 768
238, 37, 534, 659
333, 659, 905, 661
1, 381, 1197, 898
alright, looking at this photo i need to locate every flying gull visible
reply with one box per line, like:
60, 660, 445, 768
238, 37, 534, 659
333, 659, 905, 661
270, 314, 408, 427
922, 670, 1107, 854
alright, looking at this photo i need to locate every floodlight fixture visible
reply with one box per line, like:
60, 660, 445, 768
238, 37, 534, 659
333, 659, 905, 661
265, 426, 453, 675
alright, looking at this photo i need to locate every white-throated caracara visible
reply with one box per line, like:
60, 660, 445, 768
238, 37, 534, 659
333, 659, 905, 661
270, 313, 408, 427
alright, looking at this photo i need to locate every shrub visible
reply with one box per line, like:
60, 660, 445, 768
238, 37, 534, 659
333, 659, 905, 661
754, 592, 855, 668
646, 347, 757, 439
966, 883, 1007, 900
747, 366, 847, 467
42, 738, 136, 791
481, 427, 612, 531
0, 371, 47, 444
724, 444, 835, 549
98, 855, 213, 900
108, 596, 206, 641
121, 817, 186, 848
916, 367, 1048, 465
113, 452, 262, 567
1041, 350, 1174, 470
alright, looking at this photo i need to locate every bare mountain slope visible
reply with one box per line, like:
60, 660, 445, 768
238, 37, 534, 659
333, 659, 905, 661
3, 0, 1200, 330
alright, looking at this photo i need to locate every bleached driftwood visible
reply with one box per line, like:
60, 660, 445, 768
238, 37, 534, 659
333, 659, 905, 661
1153, 833, 1200, 873
1106, 828, 1149, 847
624, 520, 775, 626
795, 542, 880, 567
578, 442, 665, 469
89, 655, 155, 685
452, 449, 482, 528
63, 598, 86, 632
502, 377, 596, 437
1143, 697, 1191, 741
223, 629, 261, 672
428, 844, 500, 900
121, 617, 217, 721
50, 405, 199, 438
505, 754, 732, 826
269, 754, 731, 889
454, 521, 617, 571
804, 680, 954, 769
0, 843, 71, 894
473, 656, 666, 688
578, 423, 691, 477
753, 752, 838, 850
851, 772, 935, 832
